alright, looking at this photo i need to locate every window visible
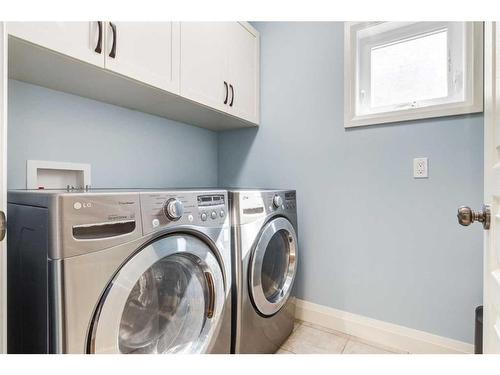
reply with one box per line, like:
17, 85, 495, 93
370, 29, 448, 108
344, 22, 483, 128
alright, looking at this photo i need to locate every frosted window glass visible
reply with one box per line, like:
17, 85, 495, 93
370, 30, 448, 108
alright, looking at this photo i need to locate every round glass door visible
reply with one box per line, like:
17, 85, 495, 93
249, 217, 298, 316
89, 234, 225, 354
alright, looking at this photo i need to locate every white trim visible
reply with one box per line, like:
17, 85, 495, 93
26, 160, 91, 189
0, 22, 7, 354
344, 22, 484, 128
238, 21, 259, 38
295, 298, 474, 354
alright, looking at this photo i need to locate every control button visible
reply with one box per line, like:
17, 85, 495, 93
272, 194, 283, 209
152, 219, 160, 228
188, 214, 194, 222
163, 198, 184, 221
201, 212, 208, 221
211, 211, 217, 220
220, 209, 225, 218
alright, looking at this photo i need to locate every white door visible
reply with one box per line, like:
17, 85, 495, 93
7, 22, 104, 67
179, 22, 231, 113
0, 23, 7, 354
227, 22, 260, 124
104, 22, 180, 94
483, 21, 500, 353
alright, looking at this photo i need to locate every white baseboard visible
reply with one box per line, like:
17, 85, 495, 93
294, 299, 474, 354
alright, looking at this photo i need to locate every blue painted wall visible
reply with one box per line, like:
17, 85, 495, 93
218, 22, 484, 343
8, 80, 218, 189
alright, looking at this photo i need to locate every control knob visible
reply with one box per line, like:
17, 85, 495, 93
272, 194, 283, 209
163, 198, 184, 221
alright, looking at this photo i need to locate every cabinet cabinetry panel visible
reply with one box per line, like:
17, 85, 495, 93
104, 22, 180, 94
8, 22, 104, 67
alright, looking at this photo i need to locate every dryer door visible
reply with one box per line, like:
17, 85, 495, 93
89, 234, 225, 354
249, 217, 298, 316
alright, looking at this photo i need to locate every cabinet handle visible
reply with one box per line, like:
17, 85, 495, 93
109, 22, 117, 58
94, 21, 103, 54
229, 84, 234, 107
223, 81, 228, 104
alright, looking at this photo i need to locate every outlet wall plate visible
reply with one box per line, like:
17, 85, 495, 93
413, 157, 428, 179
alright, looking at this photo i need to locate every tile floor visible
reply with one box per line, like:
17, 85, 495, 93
276, 320, 408, 354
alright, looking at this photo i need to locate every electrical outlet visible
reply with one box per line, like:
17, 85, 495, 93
413, 157, 428, 178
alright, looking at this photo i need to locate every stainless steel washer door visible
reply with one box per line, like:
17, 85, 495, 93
89, 234, 225, 354
249, 217, 298, 316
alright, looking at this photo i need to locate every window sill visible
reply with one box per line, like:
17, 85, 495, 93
344, 101, 483, 128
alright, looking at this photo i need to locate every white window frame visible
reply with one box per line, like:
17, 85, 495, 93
344, 22, 484, 128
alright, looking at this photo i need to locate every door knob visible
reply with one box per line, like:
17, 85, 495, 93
0, 210, 5, 241
457, 205, 491, 230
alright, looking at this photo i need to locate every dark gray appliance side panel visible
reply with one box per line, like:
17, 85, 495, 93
7, 203, 49, 354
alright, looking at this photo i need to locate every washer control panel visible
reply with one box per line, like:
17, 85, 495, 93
141, 191, 227, 234
163, 198, 184, 221
284, 191, 297, 210
264, 191, 296, 213
272, 194, 283, 209
237, 190, 297, 225
198, 194, 226, 222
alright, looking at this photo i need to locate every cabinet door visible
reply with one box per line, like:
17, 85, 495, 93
226, 23, 260, 124
7, 22, 104, 67
180, 22, 231, 113
104, 22, 180, 94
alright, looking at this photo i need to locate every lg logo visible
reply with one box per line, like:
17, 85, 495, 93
73, 202, 92, 210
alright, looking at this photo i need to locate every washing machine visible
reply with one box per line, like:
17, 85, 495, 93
7, 189, 231, 354
229, 189, 298, 354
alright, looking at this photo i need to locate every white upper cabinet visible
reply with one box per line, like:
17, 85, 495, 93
104, 22, 180, 94
179, 22, 230, 113
7, 22, 105, 67
7, 22, 259, 130
180, 22, 260, 124
226, 23, 259, 124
